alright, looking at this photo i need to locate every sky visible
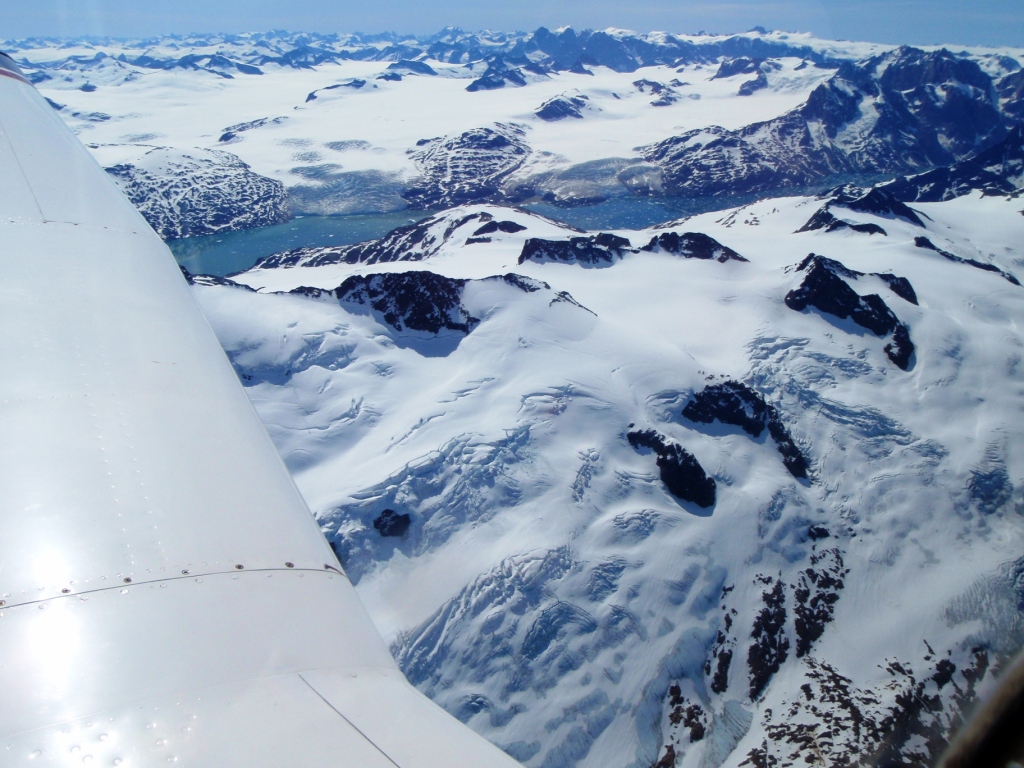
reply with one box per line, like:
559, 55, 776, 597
2, 0, 1022, 48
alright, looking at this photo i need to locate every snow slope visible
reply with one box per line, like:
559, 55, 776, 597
190, 189, 1024, 768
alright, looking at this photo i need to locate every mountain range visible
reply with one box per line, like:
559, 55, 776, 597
8, 27, 1021, 236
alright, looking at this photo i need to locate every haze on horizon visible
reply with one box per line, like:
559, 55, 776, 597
3, 0, 1022, 49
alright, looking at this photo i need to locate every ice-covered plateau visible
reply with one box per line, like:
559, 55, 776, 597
8, 26, 1024, 768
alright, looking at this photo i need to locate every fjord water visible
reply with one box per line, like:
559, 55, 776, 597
167, 199, 710, 277
169, 210, 436, 276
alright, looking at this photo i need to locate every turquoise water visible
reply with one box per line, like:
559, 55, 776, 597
168, 197, 745, 277
169, 210, 435, 277
522, 198, 693, 231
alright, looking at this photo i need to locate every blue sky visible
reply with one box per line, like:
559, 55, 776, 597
3, 0, 1022, 48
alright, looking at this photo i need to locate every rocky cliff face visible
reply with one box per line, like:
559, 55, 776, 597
881, 123, 1024, 202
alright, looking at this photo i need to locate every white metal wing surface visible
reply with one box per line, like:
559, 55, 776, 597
0, 52, 521, 768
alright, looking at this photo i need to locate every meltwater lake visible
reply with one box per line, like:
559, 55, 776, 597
169, 197, 720, 277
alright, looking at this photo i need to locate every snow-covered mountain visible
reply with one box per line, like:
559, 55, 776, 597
640, 47, 1022, 200
103, 146, 289, 239
184, 186, 1024, 768
7, 26, 1024, 768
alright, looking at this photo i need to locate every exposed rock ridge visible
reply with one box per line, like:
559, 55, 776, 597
682, 381, 809, 478
253, 208, 570, 271
518, 233, 634, 265
640, 232, 747, 262
914, 237, 1021, 286
784, 254, 916, 370
626, 429, 716, 508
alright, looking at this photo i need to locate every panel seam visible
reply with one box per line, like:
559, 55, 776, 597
298, 673, 402, 768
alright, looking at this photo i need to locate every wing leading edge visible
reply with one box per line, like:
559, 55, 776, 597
0, 53, 521, 768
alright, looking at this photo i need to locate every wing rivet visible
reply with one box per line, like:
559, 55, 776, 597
62, 588, 70, 594
181, 570, 189, 575
123, 577, 132, 584
285, 562, 294, 568
235, 564, 244, 570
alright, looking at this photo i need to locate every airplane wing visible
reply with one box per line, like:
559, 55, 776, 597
0, 51, 521, 768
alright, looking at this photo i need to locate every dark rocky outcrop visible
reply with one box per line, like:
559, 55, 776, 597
180, 265, 255, 291
254, 209, 562, 271
633, 79, 678, 106
748, 578, 789, 700
875, 274, 918, 305
535, 93, 589, 121
793, 549, 848, 657
497, 273, 549, 293
664, 684, 707, 744
217, 115, 287, 143
640, 231, 747, 262
335, 272, 477, 334
712, 57, 764, 79
258, 211, 496, 269
518, 233, 632, 265
472, 220, 527, 236
795, 183, 926, 236
884, 324, 915, 371
705, 601, 737, 696
387, 58, 437, 76
796, 206, 887, 236
652, 745, 677, 768
748, 650, 992, 766
738, 71, 769, 96
785, 254, 915, 370
710, 648, 733, 694
915, 236, 1021, 286
790, 254, 918, 304
466, 56, 527, 91
305, 78, 366, 102
626, 429, 716, 508
683, 381, 809, 478
826, 185, 925, 226
568, 59, 594, 76
373, 509, 411, 537
288, 270, 572, 340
